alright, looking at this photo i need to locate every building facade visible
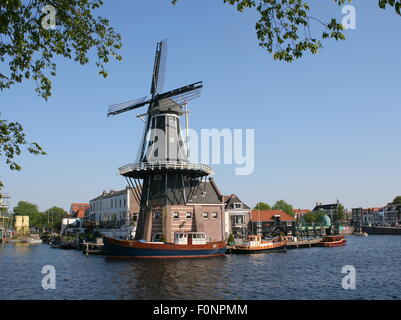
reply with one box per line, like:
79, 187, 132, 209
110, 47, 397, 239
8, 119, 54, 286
86, 187, 140, 228
383, 203, 401, 225
293, 209, 310, 220
223, 194, 251, 237
249, 210, 296, 236
147, 179, 225, 243
15, 215, 29, 235
352, 204, 401, 226
351, 207, 383, 225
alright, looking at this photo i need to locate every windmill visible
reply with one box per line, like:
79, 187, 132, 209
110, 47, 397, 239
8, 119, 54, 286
108, 40, 213, 241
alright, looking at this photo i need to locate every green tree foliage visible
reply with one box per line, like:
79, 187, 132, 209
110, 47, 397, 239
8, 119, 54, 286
303, 211, 316, 224
13, 200, 44, 229
303, 210, 325, 224
13, 202, 68, 231
334, 203, 346, 222
227, 233, 235, 245
0, 114, 46, 171
172, 0, 400, 62
254, 202, 271, 210
1, 0, 122, 100
314, 210, 326, 224
272, 200, 295, 217
44, 206, 68, 231
0, 0, 122, 186
392, 196, 401, 204
379, 0, 401, 15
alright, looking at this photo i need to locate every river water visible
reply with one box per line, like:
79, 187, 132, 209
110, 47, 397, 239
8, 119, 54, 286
0, 235, 400, 300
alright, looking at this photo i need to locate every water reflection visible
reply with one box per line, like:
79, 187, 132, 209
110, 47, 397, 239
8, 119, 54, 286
107, 257, 229, 299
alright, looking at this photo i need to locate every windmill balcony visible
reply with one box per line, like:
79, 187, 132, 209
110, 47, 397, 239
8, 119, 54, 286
119, 161, 214, 178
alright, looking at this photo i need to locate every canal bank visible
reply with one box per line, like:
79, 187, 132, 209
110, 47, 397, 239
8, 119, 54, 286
362, 226, 401, 235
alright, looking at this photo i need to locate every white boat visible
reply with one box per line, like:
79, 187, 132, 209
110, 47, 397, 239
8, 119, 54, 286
23, 235, 43, 244
354, 231, 368, 237
354, 227, 368, 237
26, 238, 43, 244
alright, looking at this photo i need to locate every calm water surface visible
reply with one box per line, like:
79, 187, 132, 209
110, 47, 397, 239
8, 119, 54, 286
0, 236, 400, 300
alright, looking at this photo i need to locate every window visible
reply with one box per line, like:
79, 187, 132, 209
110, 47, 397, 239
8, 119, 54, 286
234, 203, 242, 209
173, 212, 179, 219
124, 198, 126, 207
203, 212, 208, 219
154, 212, 161, 219
235, 215, 244, 224
110, 199, 113, 208
212, 212, 218, 219
119, 198, 122, 208
186, 212, 192, 219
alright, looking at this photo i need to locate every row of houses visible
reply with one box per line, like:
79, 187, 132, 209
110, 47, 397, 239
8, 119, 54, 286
69, 185, 297, 239
69, 187, 401, 238
351, 204, 401, 226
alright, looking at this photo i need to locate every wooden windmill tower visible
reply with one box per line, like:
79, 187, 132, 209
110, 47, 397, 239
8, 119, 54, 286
107, 40, 216, 242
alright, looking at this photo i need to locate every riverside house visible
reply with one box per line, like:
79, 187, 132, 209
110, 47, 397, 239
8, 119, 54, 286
249, 210, 296, 236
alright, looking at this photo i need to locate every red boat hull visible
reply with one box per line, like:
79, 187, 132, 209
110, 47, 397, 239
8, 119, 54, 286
317, 235, 347, 247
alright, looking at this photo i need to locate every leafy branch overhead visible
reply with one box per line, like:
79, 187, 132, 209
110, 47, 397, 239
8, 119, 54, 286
0, 0, 122, 100
0, 115, 46, 171
172, 0, 400, 62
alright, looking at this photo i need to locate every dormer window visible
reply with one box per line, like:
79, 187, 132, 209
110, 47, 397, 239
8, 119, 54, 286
234, 203, 242, 209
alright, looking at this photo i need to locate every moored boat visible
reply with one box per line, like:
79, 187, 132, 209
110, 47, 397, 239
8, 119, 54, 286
23, 234, 43, 244
354, 231, 368, 237
229, 235, 287, 254
103, 232, 226, 258
51, 242, 74, 249
23, 238, 43, 244
316, 235, 347, 247
354, 227, 368, 237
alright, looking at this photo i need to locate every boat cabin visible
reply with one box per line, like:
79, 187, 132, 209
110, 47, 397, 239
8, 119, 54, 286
174, 232, 208, 245
243, 235, 264, 247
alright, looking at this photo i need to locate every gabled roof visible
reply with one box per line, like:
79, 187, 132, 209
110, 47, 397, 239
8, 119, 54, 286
293, 209, 309, 215
70, 203, 89, 218
187, 178, 223, 205
250, 210, 295, 222
223, 194, 250, 210
313, 203, 339, 211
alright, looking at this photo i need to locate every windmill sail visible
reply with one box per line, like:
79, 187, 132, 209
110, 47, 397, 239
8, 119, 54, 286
171, 87, 202, 106
107, 96, 149, 117
151, 39, 168, 97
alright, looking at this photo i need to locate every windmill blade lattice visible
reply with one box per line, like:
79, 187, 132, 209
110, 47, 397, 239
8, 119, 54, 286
107, 96, 149, 116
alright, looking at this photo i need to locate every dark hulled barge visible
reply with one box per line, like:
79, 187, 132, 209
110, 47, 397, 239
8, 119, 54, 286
103, 232, 226, 258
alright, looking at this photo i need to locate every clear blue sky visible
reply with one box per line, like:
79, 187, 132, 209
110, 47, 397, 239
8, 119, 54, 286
1, 0, 401, 212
